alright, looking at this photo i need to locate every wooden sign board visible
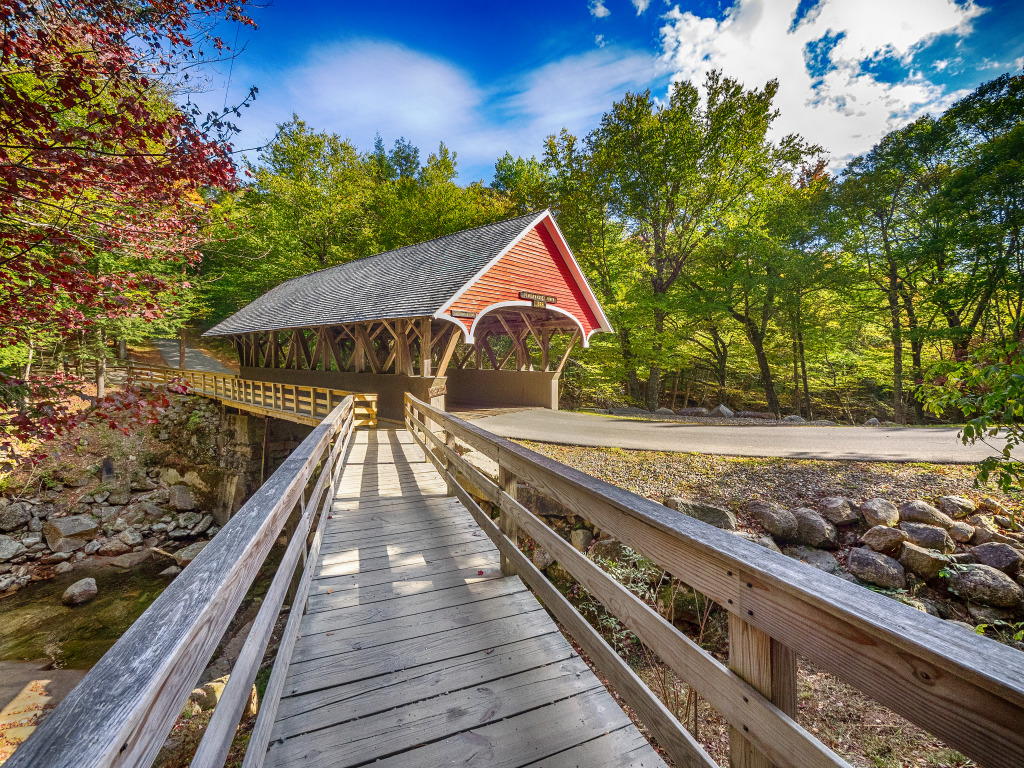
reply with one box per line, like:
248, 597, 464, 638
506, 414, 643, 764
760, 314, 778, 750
519, 291, 556, 305
450, 309, 477, 319
428, 384, 447, 397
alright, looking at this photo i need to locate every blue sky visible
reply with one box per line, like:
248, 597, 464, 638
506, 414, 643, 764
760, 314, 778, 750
193, 0, 1024, 182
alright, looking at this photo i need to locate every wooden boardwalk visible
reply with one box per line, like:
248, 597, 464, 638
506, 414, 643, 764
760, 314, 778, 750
261, 428, 666, 768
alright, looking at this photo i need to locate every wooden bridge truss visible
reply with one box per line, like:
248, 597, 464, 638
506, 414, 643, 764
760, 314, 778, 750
7, 391, 1024, 768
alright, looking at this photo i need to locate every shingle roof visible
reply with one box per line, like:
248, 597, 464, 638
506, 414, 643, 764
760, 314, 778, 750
204, 211, 545, 336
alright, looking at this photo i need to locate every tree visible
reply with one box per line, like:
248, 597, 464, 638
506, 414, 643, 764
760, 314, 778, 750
586, 71, 814, 409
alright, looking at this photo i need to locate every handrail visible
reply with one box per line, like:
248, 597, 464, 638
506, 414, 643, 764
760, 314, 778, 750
7, 398, 357, 768
404, 393, 1024, 768
124, 362, 378, 427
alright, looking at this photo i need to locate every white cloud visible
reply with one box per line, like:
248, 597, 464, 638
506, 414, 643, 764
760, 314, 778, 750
659, 0, 984, 165
590, 0, 611, 19
595, 34, 607, 47
632, 0, 652, 13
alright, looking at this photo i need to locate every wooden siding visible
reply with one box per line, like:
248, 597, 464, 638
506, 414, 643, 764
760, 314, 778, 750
448, 225, 602, 336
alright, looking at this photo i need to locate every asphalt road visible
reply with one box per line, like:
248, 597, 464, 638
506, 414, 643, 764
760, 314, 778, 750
467, 409, 991, 464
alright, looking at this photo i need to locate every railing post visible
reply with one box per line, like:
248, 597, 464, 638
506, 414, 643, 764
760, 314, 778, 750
727, 613, 797, 768
497, 466, 518, 576
444, 430, 457, 497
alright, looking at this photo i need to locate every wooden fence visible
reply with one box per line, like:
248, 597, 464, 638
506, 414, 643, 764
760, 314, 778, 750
404, 392, 1024, 768
7, 398, 357, 768
125, 363, 377, 427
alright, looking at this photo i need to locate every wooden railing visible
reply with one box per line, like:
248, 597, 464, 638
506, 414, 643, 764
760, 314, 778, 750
125, 363, 377, 427
404, 393, 1024, 768
7, 397, 357, 768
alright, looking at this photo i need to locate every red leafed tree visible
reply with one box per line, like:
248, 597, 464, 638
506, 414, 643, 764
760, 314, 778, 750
0, 0, 255, 447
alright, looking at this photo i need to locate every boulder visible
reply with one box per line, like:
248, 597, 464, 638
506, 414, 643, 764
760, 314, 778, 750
735, 411, 777, 420
54, 561, 73, 574
968, 517, 1017, 546
899, 543, 948, 581
936, 496, 976, 519
676, 407, 708, 417
978, 498, 1007, 515
783, 545, 841, 574
654, 407, 676, 416
948, 521, 975, 543
0, 502, 31, 532
118, 528, 143, 547
782, 414, 805, 423
744, 500, 798, 540
191, 515, 214, 536
0, 535, 26, 562
819, 497, 860, 526
948, 564, 1024, 608
174, 540, 208, 567
860, 526, 909, 555
967, 603, 1018, 624
570, 529, 593, 552
590, 538, 625, 561
899, 500, 954, 529
860, 498, 899, 528
191, 676, 229, 711
106, 486, 131, 506
169, 484, 196, 511
61, 577, 98, 606
111, 550, 152, 568
43, 515, 99, 553
665, 497, 737, 530
971, 542, 1023, 575
159, 565, 182, 577
532, 547, 554, 570
899, 522, 955, 554
709, 404, 734, 418
97, 539, 131, 557
863, 417, 880, 426
178, 512, 202, 530
734, 531, 782, 553
791, 507, 838, 549
847, 548, 905, 590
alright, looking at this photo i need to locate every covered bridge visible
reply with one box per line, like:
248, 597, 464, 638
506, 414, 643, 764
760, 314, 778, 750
204, 210, 613, 420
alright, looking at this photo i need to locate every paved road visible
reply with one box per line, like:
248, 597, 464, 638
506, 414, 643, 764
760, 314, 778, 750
467, 408, 991, 464
150, 338, 235, 374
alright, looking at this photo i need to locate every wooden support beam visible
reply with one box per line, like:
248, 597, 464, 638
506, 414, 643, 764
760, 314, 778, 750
436, 327, 462, 373
480, 333, 500, 370
296, 329, 314, 370
326, 329, 345, 371
420, 318, 432, 377
498, 466, 518, 576
555, 330, 580, 374
497, 314, 530, 371
354, 324, 380, 374
541, 330, 550, 371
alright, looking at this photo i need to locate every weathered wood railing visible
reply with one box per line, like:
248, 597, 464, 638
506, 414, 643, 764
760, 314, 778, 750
125, 362, 378, 427
404, 393, 1024, 768
7, 397, 357, 768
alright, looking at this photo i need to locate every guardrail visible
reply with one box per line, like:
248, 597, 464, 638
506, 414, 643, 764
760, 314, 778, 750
404, 393, 1024, 768
125, 363, 377, 427
8, 397, 357, 768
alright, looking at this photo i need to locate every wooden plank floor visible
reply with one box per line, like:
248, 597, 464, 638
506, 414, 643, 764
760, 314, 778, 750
262, 428, 667, 768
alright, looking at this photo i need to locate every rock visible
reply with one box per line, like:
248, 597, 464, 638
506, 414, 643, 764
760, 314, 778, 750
532, 547, 553, 570
899, 543, 948, 581
192, 676, 229, 711
97, 539, 131, 557
948, 521, 974, 543
61, 577, 98, 606
0, 502, 31, 532
106, 487, 131, 506
0, 535, 26, 562
54, 561, 74, 574
948, 564, 1023, 608
43, 515, 99, 553
860, 498, 899, 528
111, 550, 152, 568
118, 528, 143, 547
708, 404, 734, 418
27, 517, 42, 532
899, 500, 954, 529
967, 603, 1018, 624
191, 514, 214, 536
847, 548, 905, 590
570, 529, 593, 552
936, 496, 976, 518
174, 540, 208, 567
971, 543, 1023, 575
735, 411, 777, 420
899, 522, 955, 554
819, 497, 860, 526
169, 484, 196, 511
654, 407, 675, 416
676, 407, 708, 417
244, 685, 259, 719
178, 511, 202, 529
783, 546, 841, 574
159, 565, 182, 577
734, 531, 782, 552
994, 515, 1014, 529
863, 417, 880, 426
744, 500, 798, 540
791, 507, 838, 549
945, 619, 977, 633
665, 497, 737, 530
978, 497, 1007, 515
968, 517, 1017, 546
860, 526, 909, 555
590, 538, 625, 561
782, 414, 805, 423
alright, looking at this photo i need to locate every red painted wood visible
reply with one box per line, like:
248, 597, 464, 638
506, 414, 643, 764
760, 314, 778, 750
448, 225, 601, 337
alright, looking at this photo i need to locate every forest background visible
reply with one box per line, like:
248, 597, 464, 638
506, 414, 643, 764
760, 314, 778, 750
2, 0, 1022, 458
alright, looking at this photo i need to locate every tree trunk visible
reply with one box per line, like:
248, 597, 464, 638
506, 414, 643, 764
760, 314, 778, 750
118, 338, 127, 360
22, 339, 34, 380
797, 328, 812, 420
179, 328, 187, 369
887, 273, 905, 424
791, 334, 801, 415
737, 316, 780, 417
96, 328, 106, 400
646, 310, 666, 411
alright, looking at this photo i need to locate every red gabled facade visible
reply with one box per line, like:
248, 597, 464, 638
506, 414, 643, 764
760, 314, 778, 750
443, 221, 605, 342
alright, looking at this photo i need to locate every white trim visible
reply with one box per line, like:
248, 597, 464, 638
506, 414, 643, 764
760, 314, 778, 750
433, 210, 549, 320
540, 213, 614, 334
467, 300, 591, 348
434, 313, 472, 343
